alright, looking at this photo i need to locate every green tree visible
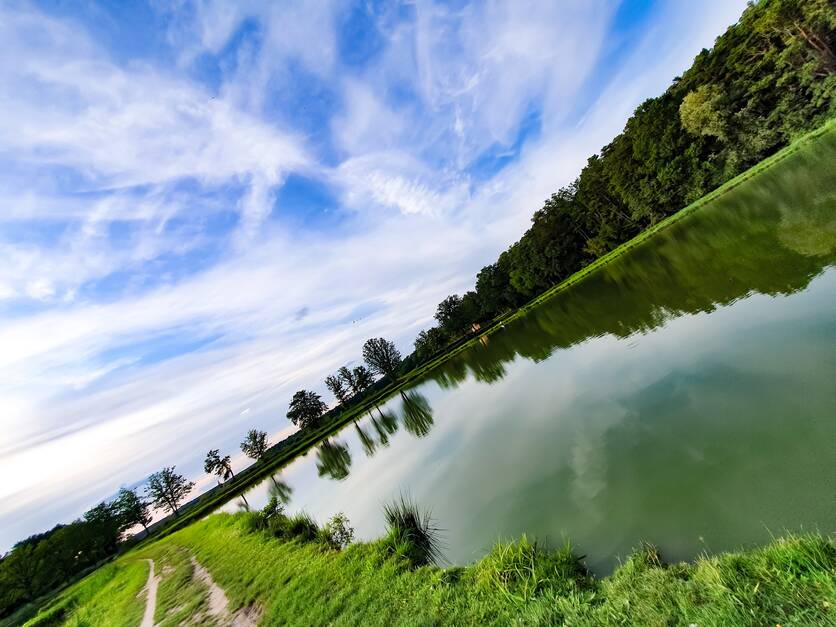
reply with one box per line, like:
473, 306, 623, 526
362, 337, 402, 380
325, 374, 349, 405
286, 390, 328, 429
241, 429, 270, 460
82, 502, 122, 556
145, 467, 195, 517
204, 449, 235, 481
113, 487, 152, 535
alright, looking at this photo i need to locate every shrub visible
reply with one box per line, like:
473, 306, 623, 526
268, 513, 290, 538
381, 496, 443, 567
239, 511, 267, 534
286, 513, 319, 542
261, 496, 284, 520
322, 512, 354, 550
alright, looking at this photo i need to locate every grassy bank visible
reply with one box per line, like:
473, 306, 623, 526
25, 511, 836, 626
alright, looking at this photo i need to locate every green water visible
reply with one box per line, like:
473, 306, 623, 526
230, 129, 836, 573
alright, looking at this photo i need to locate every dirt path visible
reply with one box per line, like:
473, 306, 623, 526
189, 556, 260, 626
139, 559, 160, 627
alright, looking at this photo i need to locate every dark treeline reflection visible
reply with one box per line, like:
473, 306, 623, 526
429, 133, 836, 391
400, 391, 434, 437
269, 475, 293, 504
318, 392, 436, 480
316, 439, 352, 481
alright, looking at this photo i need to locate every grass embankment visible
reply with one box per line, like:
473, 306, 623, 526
26, 512, 836, 626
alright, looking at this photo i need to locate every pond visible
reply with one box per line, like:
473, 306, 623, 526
224, 129, 836, 573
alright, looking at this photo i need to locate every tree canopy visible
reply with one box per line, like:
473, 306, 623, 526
286, 390, 328, 429
241, 429, 270, 460
204, 449, 235, 482
145, 467, 195, 516
362, 338, 402, 380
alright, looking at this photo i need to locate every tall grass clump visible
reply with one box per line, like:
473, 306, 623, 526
381, 495, 443, 567
474, 536, 591, 605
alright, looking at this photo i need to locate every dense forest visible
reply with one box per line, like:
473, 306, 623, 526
1, 0, 834, 620
404, 0, 835, 368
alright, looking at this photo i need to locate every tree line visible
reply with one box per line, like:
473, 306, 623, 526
2, 0, 833, 619
405, 0, 835, 367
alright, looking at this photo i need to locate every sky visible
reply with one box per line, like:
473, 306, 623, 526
0, 0, 749, 550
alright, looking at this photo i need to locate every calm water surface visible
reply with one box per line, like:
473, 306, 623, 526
225, 131, 836, 573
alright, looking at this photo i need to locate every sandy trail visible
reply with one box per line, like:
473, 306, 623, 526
190, 556, 260, 626
139, 559, 159, 627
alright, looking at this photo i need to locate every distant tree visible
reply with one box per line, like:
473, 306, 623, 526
414, 327, 445, 360
337, 365, 374, 396
82, 502, 122, 555
204, 449, 235, 481
434, 294, 463, 329
241, 429, 270, 460
337, 366, 357, 392
351, 365, 374, 393
145, 467, 195, 517
362, 338, 402, 380
113, 487, 152, 535
325, 374, 349, 405
286, 389, 328, 429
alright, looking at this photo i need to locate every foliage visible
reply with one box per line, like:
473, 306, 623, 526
679, 84, 727, 139
322, 513, 354, 550
324, 374, 349, 405
145, 466, 195, 517
240, 429, 269, 460
113, 488, 152, 534
0, 488, 158, 620
286, 389, 328, 429
362, 337, 402, 380
203, 449, 234, 482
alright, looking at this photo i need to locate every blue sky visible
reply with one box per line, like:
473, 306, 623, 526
0, 0, 748, 549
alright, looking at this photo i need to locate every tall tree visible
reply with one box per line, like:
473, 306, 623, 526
240, 429, 270, 460
325, 374, 349, 405
351, 365, 374, 393
203, 449, 235, 481
145, 467, 195, 517
286, 389, 328, 429
337, 366, 356, 392
362, 337, 402, 380
113, 487, 152, 535
82, 502, 122, 556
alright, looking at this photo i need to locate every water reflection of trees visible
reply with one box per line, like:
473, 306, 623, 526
400, 391, 434, 437
268, 475, 293, 504
429, 144, 836, 391
316, 439, 352, 481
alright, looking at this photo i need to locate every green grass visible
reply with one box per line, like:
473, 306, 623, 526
23, 560, 147, 627
28, 512, 836, 626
